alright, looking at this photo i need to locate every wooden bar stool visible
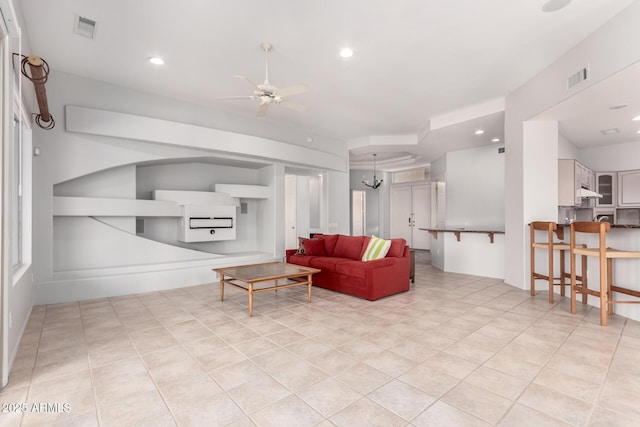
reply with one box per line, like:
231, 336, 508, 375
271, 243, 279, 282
570, 221, 640, 326
530, 221, 586, 303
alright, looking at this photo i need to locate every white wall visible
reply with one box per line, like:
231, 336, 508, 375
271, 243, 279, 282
31, 71, 351, 303
558, 133, 579, 160
446, 144, 505, 230
429, 156, 446, 270
427, 145, 506, 278
580, 139, 640, 171
327, 171, 350, 235
0, 0, 36, 387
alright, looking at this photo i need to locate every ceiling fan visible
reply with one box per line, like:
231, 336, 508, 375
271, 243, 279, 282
218, 42, 309, 116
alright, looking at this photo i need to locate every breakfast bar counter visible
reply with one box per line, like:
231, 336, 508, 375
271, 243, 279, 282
419, 228, 505, 244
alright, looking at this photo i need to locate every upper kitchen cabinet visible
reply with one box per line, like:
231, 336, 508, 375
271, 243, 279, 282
618, 170, 640, 207
596, 172, 617, 207
559, 159, 595, 207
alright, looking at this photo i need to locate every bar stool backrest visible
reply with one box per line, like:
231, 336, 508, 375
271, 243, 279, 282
570, 221, 610, 257
530, 221, 556, 246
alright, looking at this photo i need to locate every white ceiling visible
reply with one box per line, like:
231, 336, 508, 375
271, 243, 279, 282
536, 61, 640, 148
18, 0, 638, 169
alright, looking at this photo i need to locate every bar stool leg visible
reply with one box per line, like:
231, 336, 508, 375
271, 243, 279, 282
599, 253, 608, 326
607, 258, 614, 316
581, 255, 588, 304
530, 244, 535, 297
548, 241, 554, 303
571, 247, 577, 314
559, 250, 566, 297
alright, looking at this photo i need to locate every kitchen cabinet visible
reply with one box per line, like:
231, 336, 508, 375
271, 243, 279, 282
618, 170, 640, 207
558, 159, 595, 207
596, 172, 617, 207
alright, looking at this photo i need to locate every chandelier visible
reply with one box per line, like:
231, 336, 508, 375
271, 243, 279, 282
362, 153, 383, 189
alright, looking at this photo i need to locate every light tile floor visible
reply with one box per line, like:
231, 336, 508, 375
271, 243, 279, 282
1, 252, 640, 426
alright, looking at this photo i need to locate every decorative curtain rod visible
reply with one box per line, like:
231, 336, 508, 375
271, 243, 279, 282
17, 54, 55, 130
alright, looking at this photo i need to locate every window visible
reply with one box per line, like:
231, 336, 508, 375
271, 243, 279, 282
11, 91, 31, 273
11, 115, 22, 268
392, 167, 430, 184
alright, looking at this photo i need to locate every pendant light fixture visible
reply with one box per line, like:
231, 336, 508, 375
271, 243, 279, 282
362, 153, 383, 189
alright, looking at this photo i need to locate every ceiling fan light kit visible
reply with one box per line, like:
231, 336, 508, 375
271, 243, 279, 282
218, 42, 309, 116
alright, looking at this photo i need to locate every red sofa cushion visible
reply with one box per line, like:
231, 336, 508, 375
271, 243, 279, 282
309, 257, 350, 270
333, 235, 365, 260
387, 238, 407, 257
287, 253, 316, 267
335, 260, 367, 279
298, 238, 327, 256
314, 234, 339, 256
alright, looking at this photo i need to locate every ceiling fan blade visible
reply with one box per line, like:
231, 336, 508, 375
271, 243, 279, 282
217, 95, 256, 100
280, 100, 309, 112
276, 84, 308, 98
256, 103, 269, 116
234, 75, 261, 90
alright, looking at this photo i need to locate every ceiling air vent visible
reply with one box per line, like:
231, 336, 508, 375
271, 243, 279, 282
74, 15, 97, 39
567, 66, 588, 89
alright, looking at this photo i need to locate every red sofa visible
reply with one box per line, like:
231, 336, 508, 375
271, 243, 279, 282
285, 234, 410, 301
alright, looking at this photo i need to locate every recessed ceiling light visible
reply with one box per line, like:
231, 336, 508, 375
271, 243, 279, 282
475, 130, 484, 135
600, 128, 619, 135
609, 103, 627, 110
491, 138, 500, 143
340, 47, 353, 58
542, 0, 572, 13
633, 115, 640, 121
148, 56, 165, 65
636, 130, 640, 134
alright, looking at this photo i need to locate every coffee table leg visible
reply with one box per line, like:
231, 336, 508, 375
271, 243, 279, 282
220, 273, 225, 301
307, 273, 312, 302
248, 283, 254, 317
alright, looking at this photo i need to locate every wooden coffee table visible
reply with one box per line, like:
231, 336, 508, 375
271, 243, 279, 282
213, 262, 321, 316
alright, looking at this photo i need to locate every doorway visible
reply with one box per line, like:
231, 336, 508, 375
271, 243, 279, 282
351, 190, 366, 235
390, 184, 431, 249
285, 173, 324, 250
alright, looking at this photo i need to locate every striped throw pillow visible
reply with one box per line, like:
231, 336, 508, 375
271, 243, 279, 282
362, 235, 391, 261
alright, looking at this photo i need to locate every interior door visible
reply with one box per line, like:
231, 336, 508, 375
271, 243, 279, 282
284, 175, 297, 249
390, 186, 412, 244
351, 190, 366, 235
411, 184, 431, 250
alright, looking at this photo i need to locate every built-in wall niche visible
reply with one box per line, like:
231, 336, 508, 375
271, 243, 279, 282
136, 162, 273, 255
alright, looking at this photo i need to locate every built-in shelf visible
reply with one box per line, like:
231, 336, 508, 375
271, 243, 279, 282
53, 196, 181, 217
419, 228, 505, 244
213, 184, 270, 199
153, 190, 237, 206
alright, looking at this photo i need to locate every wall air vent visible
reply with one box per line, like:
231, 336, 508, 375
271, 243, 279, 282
74, 15, 97, 39
567, 66, 588, 89
498, 147, 505, 154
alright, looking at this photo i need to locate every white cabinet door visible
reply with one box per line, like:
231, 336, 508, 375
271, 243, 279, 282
596, 172, 616, 207
618, 170, 640, 206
